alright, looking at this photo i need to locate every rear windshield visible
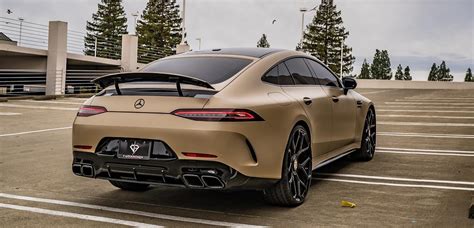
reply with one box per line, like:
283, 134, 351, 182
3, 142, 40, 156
141, 57, 253, 84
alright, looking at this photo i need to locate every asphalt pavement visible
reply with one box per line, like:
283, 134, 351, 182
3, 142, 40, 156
0, 89, 473, 227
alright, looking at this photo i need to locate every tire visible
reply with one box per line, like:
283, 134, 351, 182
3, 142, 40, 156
264, 125, 312, 207
109, 180, 150, 191
352, 108, 376, 161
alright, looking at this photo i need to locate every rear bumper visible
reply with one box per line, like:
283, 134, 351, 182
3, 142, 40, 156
73, 112, 290, 179
72, 151, 277, 189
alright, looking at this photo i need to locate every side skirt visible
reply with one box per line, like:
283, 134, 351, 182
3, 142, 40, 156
314, 149, 356, 170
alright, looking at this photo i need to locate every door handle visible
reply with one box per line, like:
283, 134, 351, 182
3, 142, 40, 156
303, 97, 312, 105
331, 96, 339, 103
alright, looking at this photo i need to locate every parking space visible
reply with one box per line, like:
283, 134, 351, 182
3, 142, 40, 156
0, 89, 473, 227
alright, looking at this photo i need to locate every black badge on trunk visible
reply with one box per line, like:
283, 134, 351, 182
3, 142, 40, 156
134, 99, 145, 109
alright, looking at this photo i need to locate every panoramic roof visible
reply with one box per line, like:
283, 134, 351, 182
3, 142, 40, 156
183, 48, 285, 58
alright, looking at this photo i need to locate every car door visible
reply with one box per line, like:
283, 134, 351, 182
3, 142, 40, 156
305, 59, 357, 151
276, 58, 333, 157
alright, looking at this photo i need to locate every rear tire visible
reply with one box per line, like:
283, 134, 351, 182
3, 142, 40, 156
353, 108, 376, 161
109, 180, 150, 191
264, 125, 312, 207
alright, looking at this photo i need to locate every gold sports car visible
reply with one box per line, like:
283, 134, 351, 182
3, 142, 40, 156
72, 48, 376, 206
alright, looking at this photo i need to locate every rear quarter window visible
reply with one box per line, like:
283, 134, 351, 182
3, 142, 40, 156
142, 57, 252, 84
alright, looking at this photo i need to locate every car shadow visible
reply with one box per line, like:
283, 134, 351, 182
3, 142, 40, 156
90, 156, 355, 214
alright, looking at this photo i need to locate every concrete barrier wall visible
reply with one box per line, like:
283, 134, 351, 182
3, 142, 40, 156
357, 79, 474, 90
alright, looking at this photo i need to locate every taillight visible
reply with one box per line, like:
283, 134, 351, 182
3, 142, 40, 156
77, 105, 107, 117
171, 109, 263, 121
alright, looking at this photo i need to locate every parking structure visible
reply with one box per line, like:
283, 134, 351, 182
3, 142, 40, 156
0, 89, 473, 227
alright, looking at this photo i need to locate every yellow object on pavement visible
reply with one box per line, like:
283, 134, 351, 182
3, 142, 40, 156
341, 200, 357, 208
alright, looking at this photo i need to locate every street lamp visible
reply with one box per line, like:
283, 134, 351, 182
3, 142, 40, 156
299, 6, 317, 42
131, 11, 139, 35
18, 17, 24, 46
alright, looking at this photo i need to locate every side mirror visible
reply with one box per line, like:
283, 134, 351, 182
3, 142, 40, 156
342, 77, 357, 94
342, 77, 357, 89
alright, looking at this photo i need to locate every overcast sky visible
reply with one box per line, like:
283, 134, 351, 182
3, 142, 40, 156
1, 0, 473, 81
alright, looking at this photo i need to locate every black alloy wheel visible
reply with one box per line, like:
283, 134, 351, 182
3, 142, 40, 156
264, 125, 312, 206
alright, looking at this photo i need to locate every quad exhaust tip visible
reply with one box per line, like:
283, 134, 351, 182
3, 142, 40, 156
182, 174, 225, 189
201, 175, 225, 189
182, 174, 205, 188
73, 164, 94, 177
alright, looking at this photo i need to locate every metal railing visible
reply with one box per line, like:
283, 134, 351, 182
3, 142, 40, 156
0, 17, 49, 50
0, 69, 47, 96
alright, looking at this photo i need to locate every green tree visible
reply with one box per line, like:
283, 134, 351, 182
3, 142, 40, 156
299, 0, 355, 76
394, 64, 403, 80
371, 49, 392, 80
438, 61, 453, 81
257, 34, 270, 48
465, 68, 473, 82
358, 59, 371, 79
428, 63, 438, 81
136, 0, 182, 62
403, 66, 412, 81
85, 0, 128, 59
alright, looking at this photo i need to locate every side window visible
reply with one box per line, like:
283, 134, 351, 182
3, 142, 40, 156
262, 63, 295, 85
277, 63, 294, 85
306, 59, 340, 87
284, 58, 317, 85
262, 66, 279, 84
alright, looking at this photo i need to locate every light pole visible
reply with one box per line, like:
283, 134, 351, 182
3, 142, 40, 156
299, 6, 317, 42
18, 17, 24, 46
299, 8, 307, 42
131, 11, 139, 35
340, 38, 344, 77
181, 0, 186, 43
196, 38, 201, 50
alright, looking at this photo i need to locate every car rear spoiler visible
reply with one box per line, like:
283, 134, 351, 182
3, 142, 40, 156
91, 72, 215, 96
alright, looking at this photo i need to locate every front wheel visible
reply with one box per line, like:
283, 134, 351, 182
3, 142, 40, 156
264, 125, 312, 207
353, 108, 376, 161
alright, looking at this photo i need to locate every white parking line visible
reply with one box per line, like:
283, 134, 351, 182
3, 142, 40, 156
378, 132, 474, 139
0, 103, 78, 111
378, 121, 474, 127
378, 114, 474, 119
0, 193, 263, 227
359, 90, 391, 95
317, 173, 474, 186
17, 100, 83, 105
377, 150, 474, 157
312, 178, 474, 191
404, 97, 474, 100
378, 105, 474, 109
0, 112, 22, 116
0, 127, 72, 137
0, 203, 162, 228
395, 99, 474, 103
377, 109, 474, 113
385, 102, 474, 106
377, 147, 474, 154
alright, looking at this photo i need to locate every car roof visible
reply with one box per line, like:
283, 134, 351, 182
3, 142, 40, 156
182, 48, 286, 58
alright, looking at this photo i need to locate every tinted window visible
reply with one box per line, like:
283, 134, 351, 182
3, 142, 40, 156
262, 63, 294, 85
284, 58, 317, 85
306, 60, 340, 87
142, 57, 252, 84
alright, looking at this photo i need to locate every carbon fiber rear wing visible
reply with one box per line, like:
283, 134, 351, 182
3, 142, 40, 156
92, 72, 215, 96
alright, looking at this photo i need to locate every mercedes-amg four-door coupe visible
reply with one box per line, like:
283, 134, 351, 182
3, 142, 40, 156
72, 48, 376, 206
